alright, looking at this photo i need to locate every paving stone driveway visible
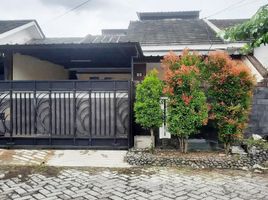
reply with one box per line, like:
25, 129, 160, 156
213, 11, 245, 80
0, 167, 267, 200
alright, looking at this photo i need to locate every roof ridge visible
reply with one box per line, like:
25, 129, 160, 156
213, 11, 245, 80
137, 10, 200, 14
130, 18, 202, 22
0, 19, 35, 22
43, 37, 84, 39
209, 18, 249, 20
137, 10, 200, 20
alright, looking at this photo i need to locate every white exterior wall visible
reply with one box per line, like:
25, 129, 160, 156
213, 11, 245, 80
254, 44, 268, 69
241, 56, 263, 83
13, 53, 68, 80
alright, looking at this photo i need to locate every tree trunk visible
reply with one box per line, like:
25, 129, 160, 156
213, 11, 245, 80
150, 128, 155, 148
178, 137, 189, 153
183, 139, 188, 153
178, 137, 183, 153
224, 142, 231, 155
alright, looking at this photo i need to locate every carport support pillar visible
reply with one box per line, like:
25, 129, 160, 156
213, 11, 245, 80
3, 50, 13, 80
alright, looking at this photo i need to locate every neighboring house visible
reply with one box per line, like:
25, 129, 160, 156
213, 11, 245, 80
0, 11, 267, 149
207, 19, 268, 70
0, 20, 45, 80
205, 18, 268, 82
0, 20, 44, 45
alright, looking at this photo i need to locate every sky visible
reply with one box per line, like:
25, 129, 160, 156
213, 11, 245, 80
0, 0, 267, 37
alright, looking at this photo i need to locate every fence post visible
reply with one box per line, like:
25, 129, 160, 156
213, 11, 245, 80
113, 81, 117, 146
9, 81, 13, 143
127, 81, 131, 149
73, 81, 77, 145
49, 82, 52, 145
88, 82, 92, 146
33, 81, 37, 145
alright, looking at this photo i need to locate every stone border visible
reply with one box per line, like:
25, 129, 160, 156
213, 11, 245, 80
126, 148, 268, 169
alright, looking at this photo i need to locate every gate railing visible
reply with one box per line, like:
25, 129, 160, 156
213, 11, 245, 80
0, 80, 131, 148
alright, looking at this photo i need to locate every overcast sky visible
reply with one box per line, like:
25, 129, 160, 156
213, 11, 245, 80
0, 0, 267, 37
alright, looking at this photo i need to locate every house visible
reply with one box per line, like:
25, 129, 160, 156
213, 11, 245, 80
0, 11, 267, 149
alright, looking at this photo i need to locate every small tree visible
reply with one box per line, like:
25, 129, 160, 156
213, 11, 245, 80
162, 50, 208, 153
206, 51, 255, 154
134, 69, 163, 148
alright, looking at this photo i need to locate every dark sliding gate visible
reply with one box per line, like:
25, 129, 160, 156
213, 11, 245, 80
0, 80, 132, 149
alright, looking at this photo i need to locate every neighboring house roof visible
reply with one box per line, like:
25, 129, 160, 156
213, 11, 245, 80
28, 37, 83, 44
123, 19, 223, 46
27, 35, 125, 44
82, 34, 125, 43
102, 29, 127, 36
205, 19, 250, 44
137, 11, 200, 20
0, 19, 45, 44
208, 19, 249, 30
0, 20, 34, 34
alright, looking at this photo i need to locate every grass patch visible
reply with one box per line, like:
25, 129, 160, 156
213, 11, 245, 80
0, 164, 61, 182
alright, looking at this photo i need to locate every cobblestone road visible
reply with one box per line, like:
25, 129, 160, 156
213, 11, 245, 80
0, 167, 267, 200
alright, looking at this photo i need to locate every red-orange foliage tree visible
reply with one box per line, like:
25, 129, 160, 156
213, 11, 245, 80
162, 50, 208, 153
206, 51, 255, 154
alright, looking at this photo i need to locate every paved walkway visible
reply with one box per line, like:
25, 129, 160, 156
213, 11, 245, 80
47, 150, 130, 168
0, 149, 130, 168
0, 167, 267, 200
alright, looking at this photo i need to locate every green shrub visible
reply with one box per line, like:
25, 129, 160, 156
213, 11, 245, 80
134, 69, 163, 148
244, 138, 268, 150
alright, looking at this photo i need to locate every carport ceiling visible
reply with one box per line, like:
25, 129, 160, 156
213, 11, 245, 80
1, 43, 141, 69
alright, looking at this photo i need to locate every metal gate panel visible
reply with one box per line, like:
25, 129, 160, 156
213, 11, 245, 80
0, 80, 131, 149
